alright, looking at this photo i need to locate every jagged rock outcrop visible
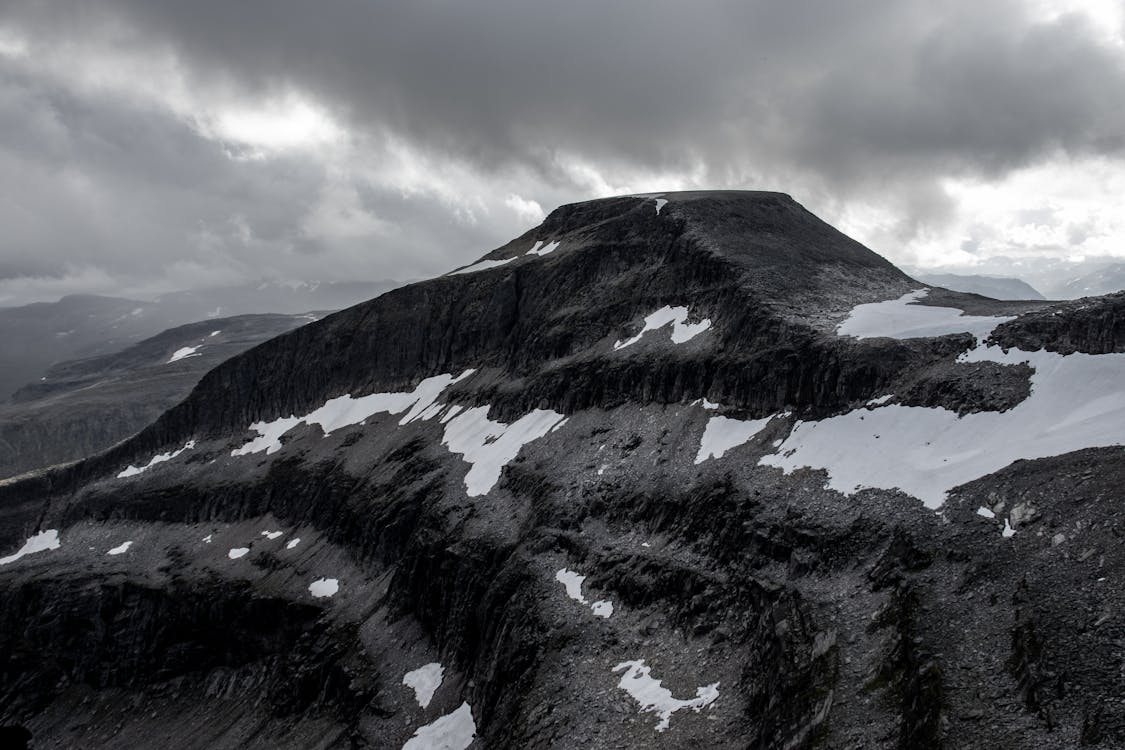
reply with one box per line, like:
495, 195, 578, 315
2, 191, 1124, 749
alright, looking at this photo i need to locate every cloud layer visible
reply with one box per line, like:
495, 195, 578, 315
1, 0, 1124, 304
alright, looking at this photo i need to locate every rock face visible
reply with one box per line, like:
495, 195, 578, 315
1, 191, 1124, 749
0, 314, 312, 479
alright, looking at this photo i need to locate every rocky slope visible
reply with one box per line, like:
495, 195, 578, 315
0, 313, 313, 480
1, 191, 1124, 749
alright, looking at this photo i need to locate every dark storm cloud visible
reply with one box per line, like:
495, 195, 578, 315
17, 0, 1119, 181
2, 0, 1124, 302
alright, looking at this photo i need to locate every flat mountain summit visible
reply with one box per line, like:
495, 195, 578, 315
2, 192, 1124, 749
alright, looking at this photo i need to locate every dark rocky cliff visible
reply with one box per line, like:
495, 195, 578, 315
1, 192, 1122, 749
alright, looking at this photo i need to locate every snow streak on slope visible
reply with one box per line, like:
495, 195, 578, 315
695, 415, 776, 463
442, 407, 566, 496
614, 306, 712, 350
762, 293, 1125, 509
836, 289, 1013, 341
232, 371, 475, 456
0, 530, 60, 566
613, 660, 719, 732
526, 240, 561, 256
167, 346, 201, 363
118, 440, 196, 478
402, 702, 476, 750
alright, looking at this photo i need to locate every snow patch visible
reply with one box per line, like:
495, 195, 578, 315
261, 530, 283, 540
614, 306, 711, 350
612, 660, 720, 732
867, 394, 894, 406
286, 538, 301, 549
695, 415, 775, 463
209, 330, 221, 337
555, 568, 588, 604
761, 344, 1125, 508
448, 257, 515, 275
976, 507, 995, 519
836, 289, 1013, 341
228, 547, 249, 559
403, 663, 445, 709
556, 568, 614, 618
117, 440, 196, 478
232, 371, 474, 456
654, 198, 668, 214
442, 406, 566, 496
107, 541, 133, 555
0, 530, 60, 566
309, 577, 339, 598
402, 702, 476, 750
202, 534, 212, 543
168, 346, 201, 363
591, 600, 614, 618
526, 240, 561, 256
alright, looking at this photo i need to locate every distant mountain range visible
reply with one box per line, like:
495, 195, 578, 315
912, 272, 1045, 300
0, 313, 312, 479
0, 280, 399, 400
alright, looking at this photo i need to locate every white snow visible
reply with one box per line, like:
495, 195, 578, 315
555, 568, 588, 604
209, 330, 221, 337
309, 577, 339, 598
0, 530, 60, 566
261, 530, 283, 540
168, 346, 201, 363
836, 289, 1014, 341
614, 306, 711, 350
976, 507, 996, 519
228, 547, 249, 559
402, 702, 476, 750
232, 371, 474, 456
867, 394, 894, 406
526, 240, 561, 256
403, 663, 445, 709
286, 538, 301, 549
760, 340, 1125, 509
555, 568, 614, 618
448, 257, 515, 275
117, 440, 196, 478
612, 660, 720, 732
107, 541, 133, 555
442, 406, 566, 496
654, 198, 668, 214
202, 534, 213, 543
1003, 519, 1017, 538
694, 415, 775, 463
591, 600, 614, 618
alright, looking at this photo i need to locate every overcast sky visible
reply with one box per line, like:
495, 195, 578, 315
1, 0, 1124, 305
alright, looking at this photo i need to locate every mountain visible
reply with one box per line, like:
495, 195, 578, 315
0, 313, 313, 480
1056, 262, 1125, 299
912, 272, 1045, 300
2, 191, 1124, 749
0, 281, 399, 401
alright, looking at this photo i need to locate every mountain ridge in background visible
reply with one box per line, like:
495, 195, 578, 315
0, 280, 400, 401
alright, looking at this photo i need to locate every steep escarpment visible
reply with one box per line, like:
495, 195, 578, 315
3, 192, 1125, 749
